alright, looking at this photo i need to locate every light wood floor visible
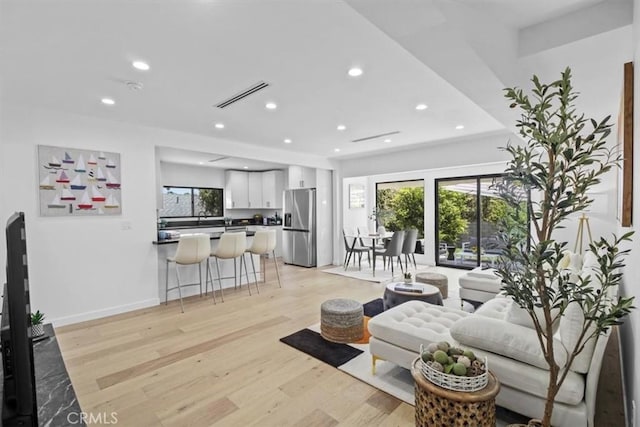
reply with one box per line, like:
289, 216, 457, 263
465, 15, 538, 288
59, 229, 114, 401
56, 260, 624, 427
57, 260, 409, 427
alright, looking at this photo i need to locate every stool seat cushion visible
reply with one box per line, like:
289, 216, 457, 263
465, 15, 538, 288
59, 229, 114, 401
368, 301, 470, 353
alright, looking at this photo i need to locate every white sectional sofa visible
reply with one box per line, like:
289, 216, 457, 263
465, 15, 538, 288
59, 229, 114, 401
367, 251, 612, 427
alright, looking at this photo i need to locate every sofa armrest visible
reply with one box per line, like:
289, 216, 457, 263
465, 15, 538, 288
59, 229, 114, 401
450, 316, 567, 370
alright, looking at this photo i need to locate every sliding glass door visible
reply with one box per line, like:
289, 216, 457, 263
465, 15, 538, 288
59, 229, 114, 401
436, 175, 526, 268
375, 180, 425, 253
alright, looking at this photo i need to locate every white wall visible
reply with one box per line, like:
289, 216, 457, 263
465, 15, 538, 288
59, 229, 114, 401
0, 107, 159, 326
160, 162, 225, 189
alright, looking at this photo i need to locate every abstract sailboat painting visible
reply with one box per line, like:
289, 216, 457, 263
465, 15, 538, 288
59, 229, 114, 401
56, 170, 70, 183
60, 188, 76, 201
104, 195, 120, 208
63, 152, 74, 164
77, 192, 93, 210
39, 176, 55, 190
38, 145, 121, 216
106, 171, 120, 189
70, 175, 86, 190
91, 185, 106, 202
47, 195, 66, 209
74, 155, 86, 173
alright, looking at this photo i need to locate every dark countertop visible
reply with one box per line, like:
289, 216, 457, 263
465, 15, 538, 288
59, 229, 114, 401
159, 219, 282, 230
153, 230, 256, 245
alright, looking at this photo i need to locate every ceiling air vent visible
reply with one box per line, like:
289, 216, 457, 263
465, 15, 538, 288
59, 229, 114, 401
208, 156, 229, 163
351, 131, 400, 143
214, 81, 270, 109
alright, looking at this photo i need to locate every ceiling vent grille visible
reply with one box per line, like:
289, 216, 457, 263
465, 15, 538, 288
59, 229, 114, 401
351, 131, 400, 143
208, 156, 229, 163
215, 81, 270, 109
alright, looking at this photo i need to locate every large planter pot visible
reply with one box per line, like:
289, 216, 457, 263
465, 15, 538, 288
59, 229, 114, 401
446, 246, 456, 261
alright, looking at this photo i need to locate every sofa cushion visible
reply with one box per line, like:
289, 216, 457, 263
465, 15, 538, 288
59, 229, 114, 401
467, 267, 499, 280
368, 301, 470, 353
468, 347, 585, 405
474, 297, 510, 320
450, 316, 568, 370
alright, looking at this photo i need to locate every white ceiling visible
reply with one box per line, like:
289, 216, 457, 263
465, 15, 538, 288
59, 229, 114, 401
0, 0, 624, 169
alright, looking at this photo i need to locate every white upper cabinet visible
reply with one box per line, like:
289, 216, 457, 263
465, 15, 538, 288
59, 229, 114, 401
288, 166, 316, 189
225, 169, 284, 209
248, 172, 263, 208
225, 170, 249, 209
262, 170, 284, 208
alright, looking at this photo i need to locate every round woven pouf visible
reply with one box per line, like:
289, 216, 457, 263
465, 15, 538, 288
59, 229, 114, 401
320, 298, 363, 343
416, 272, 449, 299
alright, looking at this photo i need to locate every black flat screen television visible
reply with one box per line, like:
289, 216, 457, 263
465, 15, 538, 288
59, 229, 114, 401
2, 212, 38, 426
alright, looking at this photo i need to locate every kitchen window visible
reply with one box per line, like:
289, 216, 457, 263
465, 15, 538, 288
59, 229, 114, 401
159, 186, 224, 218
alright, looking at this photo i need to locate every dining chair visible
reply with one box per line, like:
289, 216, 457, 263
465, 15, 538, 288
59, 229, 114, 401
400, 228, 418, 270
165, 233, 211, 313
374, 230, 405, 276
246, 229, 281, 291
343, 229, 370, 270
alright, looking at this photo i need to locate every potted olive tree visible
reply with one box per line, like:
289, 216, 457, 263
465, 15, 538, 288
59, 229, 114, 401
495, 68, 634, 427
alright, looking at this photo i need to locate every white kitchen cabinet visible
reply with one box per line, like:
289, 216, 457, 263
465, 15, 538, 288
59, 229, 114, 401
288, 166, 316, 189
248, 172, 263, 208
225, 170, 249, 209
262, 170, 284, 208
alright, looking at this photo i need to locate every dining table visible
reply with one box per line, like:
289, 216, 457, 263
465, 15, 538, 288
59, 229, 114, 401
344, 231, 393, 277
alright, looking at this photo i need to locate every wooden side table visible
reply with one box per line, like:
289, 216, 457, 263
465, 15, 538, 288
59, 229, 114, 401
411, 358, 500, 427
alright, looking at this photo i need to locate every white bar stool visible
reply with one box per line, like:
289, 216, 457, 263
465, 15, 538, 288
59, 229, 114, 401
246, 229, 281, 291
206, 231, 253, 299
165, 233, 211, 313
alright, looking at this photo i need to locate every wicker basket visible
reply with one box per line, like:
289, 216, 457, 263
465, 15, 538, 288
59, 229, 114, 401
419, 344, 489, 392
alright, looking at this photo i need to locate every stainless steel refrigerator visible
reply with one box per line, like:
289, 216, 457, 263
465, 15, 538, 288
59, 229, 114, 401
282, 188, 316, 267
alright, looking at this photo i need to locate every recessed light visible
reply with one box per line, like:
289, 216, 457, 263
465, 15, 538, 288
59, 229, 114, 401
383, 139, 392, 143
455, 125, 465, 130
348, 67, 363, 77
334, 148, 341, 153
265, 102, 277, 110
337, 125, 346, 131
284, 139, 292, 144
101, 98, 115, 105
416, 104, 428, 110
214, 123, 225, 129
198, 162, 204, 165
132, 61, 150, 71
243, 166, 249, 169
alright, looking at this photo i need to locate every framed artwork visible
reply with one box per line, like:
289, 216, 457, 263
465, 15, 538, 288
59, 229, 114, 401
37, 145, 122, 216
618, 62, 633, 227
349, 184, 365, 209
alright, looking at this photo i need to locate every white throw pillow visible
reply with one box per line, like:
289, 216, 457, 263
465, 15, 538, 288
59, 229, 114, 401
559, 302, 598, 373
505, 301, 561, 334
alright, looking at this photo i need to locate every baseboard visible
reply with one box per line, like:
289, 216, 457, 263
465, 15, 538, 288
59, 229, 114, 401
50, 298, 161, 327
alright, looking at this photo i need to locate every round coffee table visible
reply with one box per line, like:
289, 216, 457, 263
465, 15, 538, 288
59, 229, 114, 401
383, 282, 443, 310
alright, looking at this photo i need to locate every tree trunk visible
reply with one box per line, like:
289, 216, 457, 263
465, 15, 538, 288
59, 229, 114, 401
542, 366, 560, 427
